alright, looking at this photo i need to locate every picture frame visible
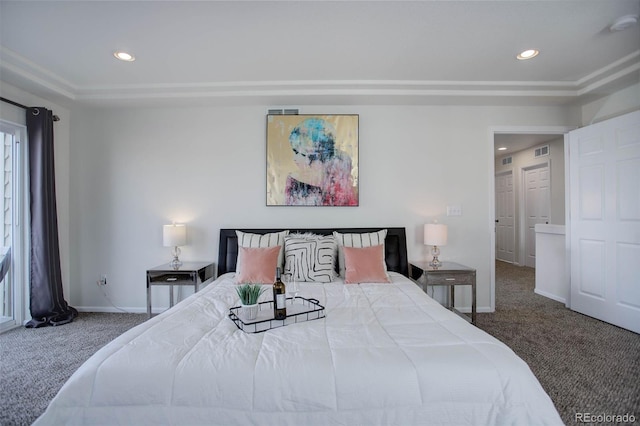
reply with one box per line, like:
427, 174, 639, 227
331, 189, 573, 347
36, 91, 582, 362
266, 114, 359, 206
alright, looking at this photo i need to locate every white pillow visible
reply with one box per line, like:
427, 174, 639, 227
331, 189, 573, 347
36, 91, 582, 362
333, 229, 388, 277
284, 234, 337, 283
235, 230, 289, 275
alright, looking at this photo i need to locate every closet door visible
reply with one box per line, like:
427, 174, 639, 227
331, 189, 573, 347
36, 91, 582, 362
495, 171, 515, 263
569, 110, 640, 333
523, 163, 550, 268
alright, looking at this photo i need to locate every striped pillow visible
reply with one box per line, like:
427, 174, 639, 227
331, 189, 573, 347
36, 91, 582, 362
235, 230, 289, 275
333, 229, 388, 277
284, 234, 337, 283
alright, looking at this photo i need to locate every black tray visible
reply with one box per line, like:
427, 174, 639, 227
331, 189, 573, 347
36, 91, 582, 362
228, 297, 325, 333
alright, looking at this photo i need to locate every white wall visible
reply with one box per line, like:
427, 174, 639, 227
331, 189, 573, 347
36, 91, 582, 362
581, 82, 640, 126
534, 224, 567, 304
2, 79, 638, 318
69, 103, 575, 313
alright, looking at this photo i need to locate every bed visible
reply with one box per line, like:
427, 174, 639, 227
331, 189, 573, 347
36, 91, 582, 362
34, 227, 562, 425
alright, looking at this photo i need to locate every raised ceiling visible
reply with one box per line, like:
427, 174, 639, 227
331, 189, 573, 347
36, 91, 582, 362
1, 0, 639, 107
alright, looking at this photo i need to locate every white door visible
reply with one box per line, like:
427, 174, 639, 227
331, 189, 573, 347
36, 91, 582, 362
569, 110, 640, 334
495, 171, 515, 263
523, 164, 550, 268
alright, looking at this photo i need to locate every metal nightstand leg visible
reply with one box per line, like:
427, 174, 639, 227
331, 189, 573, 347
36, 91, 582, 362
147, 276, 152, 318
450, 285, 455, 311
472, 277, 477, 325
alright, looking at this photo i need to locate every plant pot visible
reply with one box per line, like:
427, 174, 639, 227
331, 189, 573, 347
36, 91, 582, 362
241, 303, 259, 321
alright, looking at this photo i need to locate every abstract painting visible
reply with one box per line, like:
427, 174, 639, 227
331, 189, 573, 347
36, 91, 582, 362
266, 114, 359, 206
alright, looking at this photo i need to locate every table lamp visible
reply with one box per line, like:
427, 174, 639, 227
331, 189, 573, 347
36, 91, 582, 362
163, 223, 187, 268
424, 222, 447, 268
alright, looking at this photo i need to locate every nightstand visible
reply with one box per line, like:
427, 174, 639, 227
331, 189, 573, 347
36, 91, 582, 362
410, 261, 476, 325
146, 261, 215, 318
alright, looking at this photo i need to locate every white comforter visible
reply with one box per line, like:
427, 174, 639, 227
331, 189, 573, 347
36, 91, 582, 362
35, 272, 562, 425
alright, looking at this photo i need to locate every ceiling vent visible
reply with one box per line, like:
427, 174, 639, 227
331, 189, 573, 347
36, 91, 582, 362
267, 108, 299, 115
501, 156, 512, 166
534, 145, 549, 158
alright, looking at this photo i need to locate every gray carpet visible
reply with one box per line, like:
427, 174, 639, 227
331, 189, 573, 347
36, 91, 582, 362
1, 265, 638, 425
0, 312, 146, 426
476, 262, 640, 426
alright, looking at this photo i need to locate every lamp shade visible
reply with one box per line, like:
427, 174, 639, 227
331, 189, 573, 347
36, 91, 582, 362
424, 223, 447, 246
163, 224, 187, 247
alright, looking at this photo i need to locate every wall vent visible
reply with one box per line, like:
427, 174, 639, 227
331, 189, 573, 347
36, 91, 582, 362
501, 156, 512, 166
267, 108, 299, 115
534, 145, 549, 157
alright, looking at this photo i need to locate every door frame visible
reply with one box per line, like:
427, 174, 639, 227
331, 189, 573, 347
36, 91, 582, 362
488, 126, 573, 312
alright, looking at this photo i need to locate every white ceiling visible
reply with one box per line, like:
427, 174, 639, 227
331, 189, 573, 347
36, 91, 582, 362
1, 0, 639, 107
494, 133, 562, 158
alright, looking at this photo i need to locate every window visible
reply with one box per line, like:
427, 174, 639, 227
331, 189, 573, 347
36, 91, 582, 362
0, 121, 28, 332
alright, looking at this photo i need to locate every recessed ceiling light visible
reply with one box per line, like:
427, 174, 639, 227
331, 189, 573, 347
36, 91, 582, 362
113, 51, 135, 62
517, 49, 539, 60
498, 147, 507, 151
610, 14, 638, 32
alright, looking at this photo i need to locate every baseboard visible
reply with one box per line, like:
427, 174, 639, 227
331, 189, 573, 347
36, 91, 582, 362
76, 304, 496, 315
75, 306, 166, 314
447, 306, 494, 314
534, 289, 567, 305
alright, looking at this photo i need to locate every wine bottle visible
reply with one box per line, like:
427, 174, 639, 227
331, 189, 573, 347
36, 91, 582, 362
273, 267, 287, 320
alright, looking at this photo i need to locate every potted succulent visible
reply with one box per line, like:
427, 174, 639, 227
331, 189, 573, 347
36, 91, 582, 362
235, 283, 266, 320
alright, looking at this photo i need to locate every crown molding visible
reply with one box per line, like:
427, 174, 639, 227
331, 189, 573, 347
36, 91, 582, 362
1, 46, 638, 107
575, 50, 640, 87
0, 47, 77, 100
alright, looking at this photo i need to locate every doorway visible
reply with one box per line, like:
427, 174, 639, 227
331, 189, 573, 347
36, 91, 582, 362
490, 127, 572, 312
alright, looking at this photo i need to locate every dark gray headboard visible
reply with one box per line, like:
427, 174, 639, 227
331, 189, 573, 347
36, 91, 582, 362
217, 228, 408, 278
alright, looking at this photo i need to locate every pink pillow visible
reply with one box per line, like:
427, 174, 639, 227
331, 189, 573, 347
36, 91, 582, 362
235, 246, 280, 284
343, 244, 391, 284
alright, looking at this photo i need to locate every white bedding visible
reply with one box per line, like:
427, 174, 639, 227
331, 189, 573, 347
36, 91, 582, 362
35, 272, 562, 425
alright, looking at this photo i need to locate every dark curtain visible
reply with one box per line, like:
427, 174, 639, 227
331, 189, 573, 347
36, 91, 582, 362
25, 107, 77, 328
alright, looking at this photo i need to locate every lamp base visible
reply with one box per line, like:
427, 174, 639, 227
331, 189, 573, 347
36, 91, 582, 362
429, 245, 442, 268
170, 246, 182, 269
170, 257, 183, 269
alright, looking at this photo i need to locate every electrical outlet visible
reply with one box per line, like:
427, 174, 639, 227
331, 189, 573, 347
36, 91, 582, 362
97, 275, 107, 286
